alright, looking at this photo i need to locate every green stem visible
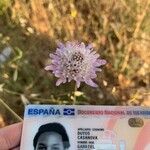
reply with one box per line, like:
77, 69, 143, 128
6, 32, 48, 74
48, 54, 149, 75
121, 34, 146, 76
0, 98, 23, 121
73, 83, 77, 105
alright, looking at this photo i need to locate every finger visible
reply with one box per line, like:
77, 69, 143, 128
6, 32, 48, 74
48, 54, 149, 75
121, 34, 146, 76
12, 146, 20, 150
0, 122, 22, 150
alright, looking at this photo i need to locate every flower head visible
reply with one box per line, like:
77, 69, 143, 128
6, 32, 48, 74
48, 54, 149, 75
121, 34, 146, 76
45, 41, 106, 88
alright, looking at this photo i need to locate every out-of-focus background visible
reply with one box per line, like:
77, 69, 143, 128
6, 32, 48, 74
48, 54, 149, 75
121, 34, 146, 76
0, 0, 150, 127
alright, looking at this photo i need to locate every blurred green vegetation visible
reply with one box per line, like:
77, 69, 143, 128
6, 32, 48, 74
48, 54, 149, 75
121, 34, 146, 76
0, 0, 10, 15
0, 0, 150, 125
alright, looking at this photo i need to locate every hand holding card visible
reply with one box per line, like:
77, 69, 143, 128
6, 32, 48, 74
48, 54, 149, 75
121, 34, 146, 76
0, 122, 22, 150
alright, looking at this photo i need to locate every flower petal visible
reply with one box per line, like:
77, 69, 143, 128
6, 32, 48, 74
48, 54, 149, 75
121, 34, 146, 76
57, 42, 64, 48
76, 81, 81, 88
56, 79, 64, 86
98, 59, 107, 65
45, 65, 53, 70
95, 68, 102, 72
85, 79, 98, 87
86, 44, 93, 49
94, 59, 107, 67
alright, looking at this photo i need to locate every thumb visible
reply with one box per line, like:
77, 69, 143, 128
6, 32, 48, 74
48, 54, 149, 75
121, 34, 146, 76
0, 122, 22, 150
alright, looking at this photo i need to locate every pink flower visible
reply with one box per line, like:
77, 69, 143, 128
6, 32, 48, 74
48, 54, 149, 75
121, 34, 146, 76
45, 42, 106, 88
